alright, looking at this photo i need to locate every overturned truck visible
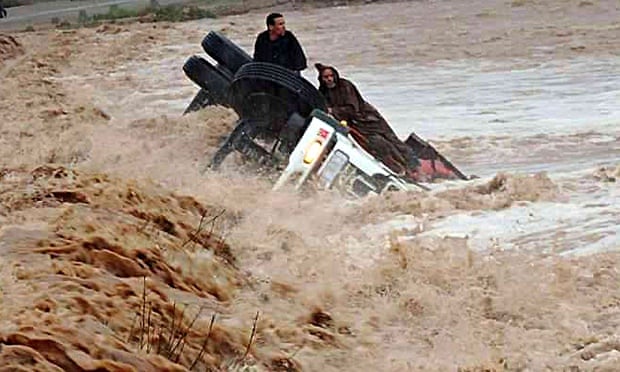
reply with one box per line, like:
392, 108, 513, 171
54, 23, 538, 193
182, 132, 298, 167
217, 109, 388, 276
183, 31, 467, 197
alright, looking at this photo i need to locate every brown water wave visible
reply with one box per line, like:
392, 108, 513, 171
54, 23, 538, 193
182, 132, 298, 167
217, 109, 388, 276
1, 165, 618, 371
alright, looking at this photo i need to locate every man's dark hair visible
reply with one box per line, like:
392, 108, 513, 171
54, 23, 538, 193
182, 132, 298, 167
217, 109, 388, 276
266, 12, 283, 27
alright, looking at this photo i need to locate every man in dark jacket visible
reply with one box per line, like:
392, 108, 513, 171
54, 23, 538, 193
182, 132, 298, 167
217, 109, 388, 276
315, 63, 418, 176
253, 13, 307, 74
0, 1, 8, 19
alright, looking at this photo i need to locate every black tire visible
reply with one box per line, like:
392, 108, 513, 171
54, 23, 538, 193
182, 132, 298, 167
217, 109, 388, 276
183, 88, 212, 115
182, 55, 232, 106
201, 31, 252, 75
229, 62, 326, 120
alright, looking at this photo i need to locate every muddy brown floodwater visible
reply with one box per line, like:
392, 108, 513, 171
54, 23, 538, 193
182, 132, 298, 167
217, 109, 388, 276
1, 0, 619, 371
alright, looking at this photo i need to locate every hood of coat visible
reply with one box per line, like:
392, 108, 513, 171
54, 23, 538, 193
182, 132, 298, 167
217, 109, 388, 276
315, 63, 340, 93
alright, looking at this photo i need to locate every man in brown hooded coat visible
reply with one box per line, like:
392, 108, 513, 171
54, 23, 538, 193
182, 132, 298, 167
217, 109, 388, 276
315, 63, 417, 175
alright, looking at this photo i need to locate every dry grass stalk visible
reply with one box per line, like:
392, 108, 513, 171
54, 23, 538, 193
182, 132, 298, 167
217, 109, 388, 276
170, 304, 206, 362
181, 208, 226, 249
126, 279, 213, 367
189, 313, 217, 371
139, 276, 147, 349
243, 311, 260, 360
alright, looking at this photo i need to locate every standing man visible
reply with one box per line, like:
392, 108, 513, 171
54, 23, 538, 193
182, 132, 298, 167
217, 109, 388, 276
0, 0, 8, 19
253, 13, 307, 74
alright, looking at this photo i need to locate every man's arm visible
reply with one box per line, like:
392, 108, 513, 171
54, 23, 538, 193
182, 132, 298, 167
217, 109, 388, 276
253, 32, 267, 62
287, 32, 307, 71
331, 80, 364, 122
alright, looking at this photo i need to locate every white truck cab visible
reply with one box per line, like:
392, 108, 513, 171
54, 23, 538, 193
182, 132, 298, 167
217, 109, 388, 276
274, 110, 425, 197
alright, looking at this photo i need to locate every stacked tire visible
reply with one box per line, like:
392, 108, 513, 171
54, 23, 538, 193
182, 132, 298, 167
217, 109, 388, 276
183, 31, 252, 114
182, 31, 326, 118
229, 62, 326, 122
